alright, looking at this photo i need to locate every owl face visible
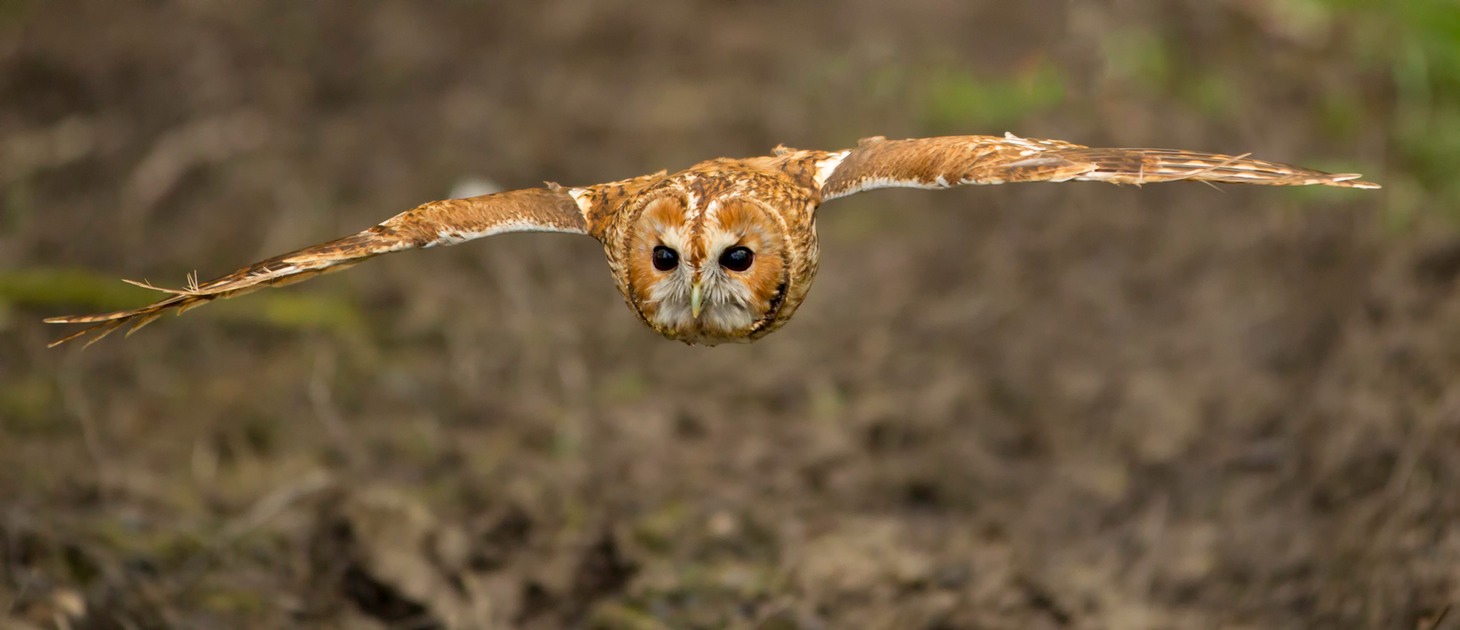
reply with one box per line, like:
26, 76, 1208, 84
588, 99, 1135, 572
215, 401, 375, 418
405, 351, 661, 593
624, 193, 790, 345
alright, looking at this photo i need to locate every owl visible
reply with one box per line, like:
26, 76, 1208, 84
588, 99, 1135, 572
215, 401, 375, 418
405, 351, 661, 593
46, 133, 1378, 347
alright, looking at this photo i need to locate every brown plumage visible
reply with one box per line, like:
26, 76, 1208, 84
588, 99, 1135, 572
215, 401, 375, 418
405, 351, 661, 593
46, 133, 1379, 348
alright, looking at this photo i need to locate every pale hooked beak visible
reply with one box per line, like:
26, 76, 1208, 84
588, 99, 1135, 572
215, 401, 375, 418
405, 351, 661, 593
690, 281, 704, 320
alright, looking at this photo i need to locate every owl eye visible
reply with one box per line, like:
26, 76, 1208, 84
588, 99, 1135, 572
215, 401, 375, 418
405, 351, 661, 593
652, 245, 679, 271
719, 246, 754, 272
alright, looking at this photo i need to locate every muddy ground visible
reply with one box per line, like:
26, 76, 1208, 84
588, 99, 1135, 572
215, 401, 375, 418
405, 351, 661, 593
1, 1, 1456, 628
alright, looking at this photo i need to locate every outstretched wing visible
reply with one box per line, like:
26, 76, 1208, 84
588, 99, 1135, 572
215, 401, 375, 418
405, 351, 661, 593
45, 185, 596, 348
816, 133, 1379, 201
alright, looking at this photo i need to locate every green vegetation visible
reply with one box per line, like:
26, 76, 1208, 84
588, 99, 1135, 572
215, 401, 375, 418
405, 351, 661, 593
0, 268, 159, 313
1258, 0, 1460, 223
0, 372, 58, 435
0, 0, 31, 25
0, 267, 368, 339
1094, 2, 1460, 224
1102, 29, 1241, 122
1344, 0, 1460, 219
919, 60, 1067, 131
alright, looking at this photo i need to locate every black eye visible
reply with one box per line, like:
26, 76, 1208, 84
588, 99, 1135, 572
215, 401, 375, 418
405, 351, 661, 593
719, 246, 754, 272
652, 245, 679, 271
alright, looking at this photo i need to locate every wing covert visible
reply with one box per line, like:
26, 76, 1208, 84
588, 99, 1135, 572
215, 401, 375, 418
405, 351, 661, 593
818, 133, 1379, 201
45, 186, 591, 347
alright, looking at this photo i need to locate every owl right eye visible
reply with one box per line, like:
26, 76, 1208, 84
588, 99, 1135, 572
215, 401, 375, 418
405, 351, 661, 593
652, 245, 679, 271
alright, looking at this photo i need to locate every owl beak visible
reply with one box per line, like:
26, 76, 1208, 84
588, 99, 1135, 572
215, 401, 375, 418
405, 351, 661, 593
690, 282, 704, 320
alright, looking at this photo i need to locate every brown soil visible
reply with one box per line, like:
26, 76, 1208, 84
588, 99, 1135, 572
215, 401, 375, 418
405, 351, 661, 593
2, 2, 1455, 628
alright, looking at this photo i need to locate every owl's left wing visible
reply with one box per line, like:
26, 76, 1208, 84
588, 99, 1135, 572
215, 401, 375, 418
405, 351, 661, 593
44, 185, 601, 348
814, 133, 1379, 201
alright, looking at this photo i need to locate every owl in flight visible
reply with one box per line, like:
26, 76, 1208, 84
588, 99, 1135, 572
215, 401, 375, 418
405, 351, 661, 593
47, 133, 1378, 348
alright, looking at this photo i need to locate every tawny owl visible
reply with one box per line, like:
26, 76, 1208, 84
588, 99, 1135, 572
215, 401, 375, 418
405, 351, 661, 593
46, 133, 1378, 348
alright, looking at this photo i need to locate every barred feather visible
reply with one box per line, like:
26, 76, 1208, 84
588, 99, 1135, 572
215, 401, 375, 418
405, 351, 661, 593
46, 188, 590, 347
819, 133, 1379, 199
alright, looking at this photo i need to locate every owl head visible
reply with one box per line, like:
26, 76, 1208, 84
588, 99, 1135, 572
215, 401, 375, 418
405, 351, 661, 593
623, 193, 796, 345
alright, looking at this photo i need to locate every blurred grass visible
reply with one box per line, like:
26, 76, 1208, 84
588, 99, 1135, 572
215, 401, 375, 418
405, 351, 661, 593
0, 268, 160, 312
1095, 2, 1458, 226
0, 0, 31, 24
1304, 0, 1460, 221
1102, 29, 1239, 120
0, 267, 369, 340
919, 60, 1067, 131
0, 372, 58, 435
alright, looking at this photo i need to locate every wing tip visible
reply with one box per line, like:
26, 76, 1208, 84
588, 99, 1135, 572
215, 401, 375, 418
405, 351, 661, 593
45, 319, 126, 349
43, 310, 142, 324
46, 329, 90, 348
44, 276, 194, 325
45, 314, 116, 324
1328, 173, 1381, 189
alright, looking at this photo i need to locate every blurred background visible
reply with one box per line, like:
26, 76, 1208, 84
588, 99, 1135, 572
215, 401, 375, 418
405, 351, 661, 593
1, 1, 1456, 628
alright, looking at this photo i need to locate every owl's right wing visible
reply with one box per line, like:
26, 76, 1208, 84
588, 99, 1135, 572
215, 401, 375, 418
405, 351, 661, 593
814, 133, 1378, 201
43, 177, 657, 348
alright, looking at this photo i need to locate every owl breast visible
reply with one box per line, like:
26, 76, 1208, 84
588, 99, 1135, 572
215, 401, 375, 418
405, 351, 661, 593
599, 162, 821, 345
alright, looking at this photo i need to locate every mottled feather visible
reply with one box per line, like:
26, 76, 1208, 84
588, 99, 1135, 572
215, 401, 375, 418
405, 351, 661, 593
820, 133, 1379, 199
46, 187, 591, 347
46, 132, 1378, 348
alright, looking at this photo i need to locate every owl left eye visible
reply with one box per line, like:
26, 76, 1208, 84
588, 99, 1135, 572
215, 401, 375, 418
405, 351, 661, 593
719, 246, 754, 272
652, 245, 679, 271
